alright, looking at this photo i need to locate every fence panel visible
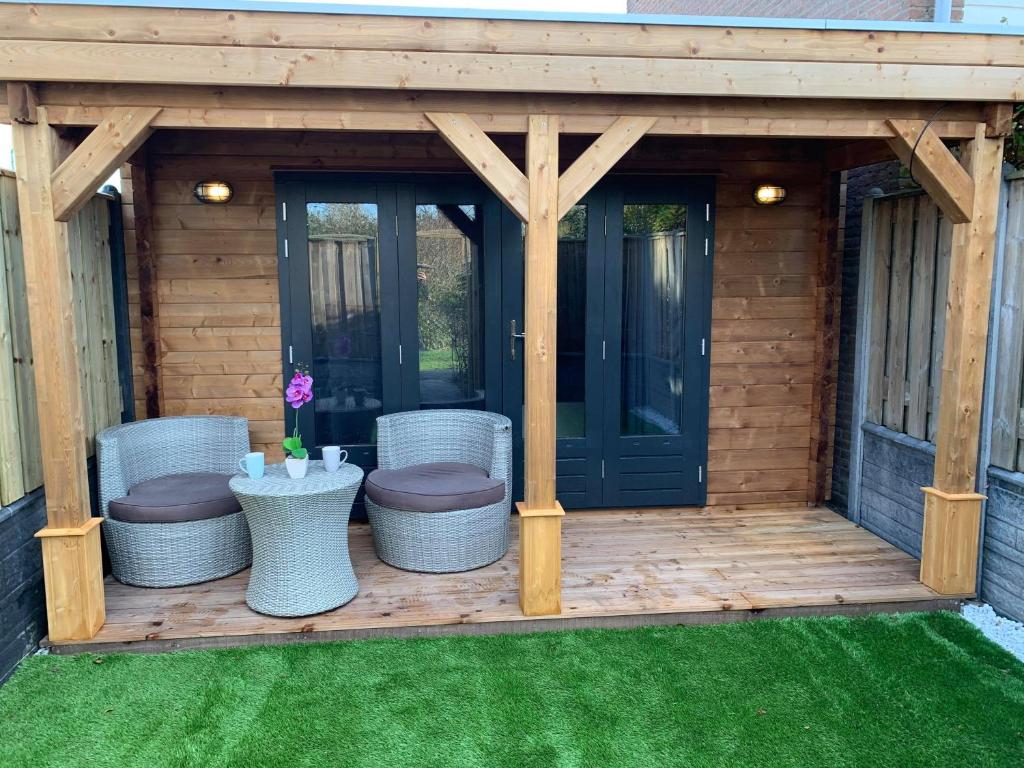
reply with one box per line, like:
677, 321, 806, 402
863, 191, 949, 441
0, 170, 123, 505
991, 176, 1024, 472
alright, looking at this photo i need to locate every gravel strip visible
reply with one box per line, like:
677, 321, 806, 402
962, 603, 1024, 662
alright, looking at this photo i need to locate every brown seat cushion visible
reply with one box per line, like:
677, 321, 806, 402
108, 472, 242, 524
365, 462, 505, 513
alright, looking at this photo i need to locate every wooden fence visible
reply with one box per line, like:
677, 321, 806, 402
991, 175, 1024, 473
0, 170, 123, 506
862, 191, 954, 443
861, 175, 1024, 474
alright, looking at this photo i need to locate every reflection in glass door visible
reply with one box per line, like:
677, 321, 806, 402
414, 204, 486, 410
307, 203, 385, 447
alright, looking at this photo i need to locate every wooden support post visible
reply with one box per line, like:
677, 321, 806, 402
922, 124, 1004, 595
11, 107, 104, 641
808, 171, 842, 505
130, 154, 163, 418
429, 110, 655, 615
517, 114, 564, 617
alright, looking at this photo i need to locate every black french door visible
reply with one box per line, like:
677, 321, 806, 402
276, 173, 503, 486
277, 172, 714, 512
502, 177, 715, 508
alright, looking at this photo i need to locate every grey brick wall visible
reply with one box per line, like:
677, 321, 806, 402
859, 423, 933, 558
0, 462, 100, 684
627, 0, 964, 21
981, 469, 1024, 622
0, 490, 47, 684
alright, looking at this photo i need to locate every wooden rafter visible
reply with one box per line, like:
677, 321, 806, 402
50, 105, 160, 222
426, 112, 530, 221
27, 85, 989, 140
1, 40, 1023, 102
5, 81, 37, 124
886, 119, 975, 224
922, 124, 1005, 595
557, 115, 656, 219
1, 3, 1022, 69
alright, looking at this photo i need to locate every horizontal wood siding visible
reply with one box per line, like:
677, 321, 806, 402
129, 131, 825, 500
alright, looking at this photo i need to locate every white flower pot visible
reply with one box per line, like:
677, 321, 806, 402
285, 456, 309, 479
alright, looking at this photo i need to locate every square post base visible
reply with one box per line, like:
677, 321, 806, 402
920, 487, 984, 596
35, 518, 105, 642
516, 502, 565, 616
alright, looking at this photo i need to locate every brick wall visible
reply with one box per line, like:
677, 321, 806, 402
627, 0, 964, 21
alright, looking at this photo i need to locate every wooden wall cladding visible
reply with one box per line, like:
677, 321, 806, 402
124, 130, 827, 503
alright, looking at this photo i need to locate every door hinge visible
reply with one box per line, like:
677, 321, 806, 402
288, 345, 293, 364
701, 338, 706, 356
283, 238, 289, 259
398, 344, 403, 365
603, 214, 607, 237
281, 202, 287, 221
698, 465, 703, 483
395, 214, 400, 238
704, 238, 709, 256
601, 459, 606, 479
706, 203, 711, 222
602, 339, 607, 361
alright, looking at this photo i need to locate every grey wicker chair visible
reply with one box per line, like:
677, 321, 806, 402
96, 416, 253, 587
365, 410, 512, 573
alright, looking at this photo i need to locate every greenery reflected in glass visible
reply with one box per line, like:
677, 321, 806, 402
416, 204, 485, 410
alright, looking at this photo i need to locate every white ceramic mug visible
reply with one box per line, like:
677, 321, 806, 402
238, 451, 265, 479
322, 445, 348, 472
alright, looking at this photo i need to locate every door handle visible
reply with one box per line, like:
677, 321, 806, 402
510, 319, 525, 360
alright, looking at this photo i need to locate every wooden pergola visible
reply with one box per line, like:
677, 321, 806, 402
0, 1, 1019, 642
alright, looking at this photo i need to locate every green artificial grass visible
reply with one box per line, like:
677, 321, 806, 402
1, 612, 1023, 768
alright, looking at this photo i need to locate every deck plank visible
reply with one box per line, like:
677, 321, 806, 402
48, 506, 961, 652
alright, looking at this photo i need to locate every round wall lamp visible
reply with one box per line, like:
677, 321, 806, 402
752, 184, 787, 206
193, 180, 234, 204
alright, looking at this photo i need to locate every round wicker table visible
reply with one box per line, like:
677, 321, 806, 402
230, 461, 363, 617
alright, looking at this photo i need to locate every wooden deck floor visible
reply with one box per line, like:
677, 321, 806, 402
48, 506, 963, 653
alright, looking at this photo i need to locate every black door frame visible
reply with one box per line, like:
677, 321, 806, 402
275, 171, 503, 467
502, 175, 715, 509
275, 171, 715, 511
601, 176, 716, 507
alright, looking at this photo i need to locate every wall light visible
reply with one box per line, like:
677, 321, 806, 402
193, 180, 234, 204
752, 184, 787, 206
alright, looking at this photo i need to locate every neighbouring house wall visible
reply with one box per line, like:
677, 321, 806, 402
627, 0, 964, 21
123, 130, 832, 508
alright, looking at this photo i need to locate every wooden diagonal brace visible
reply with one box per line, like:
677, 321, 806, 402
426, 112, 530, 221
50, 106, 161, 222
886, 118, 975, 224
557, 115, 656, 219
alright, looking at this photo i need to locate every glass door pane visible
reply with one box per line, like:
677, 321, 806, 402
415, 204, 485, 409
306, 202, 384, 446
558, 205, 587, 438
620, 204, 687, 437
